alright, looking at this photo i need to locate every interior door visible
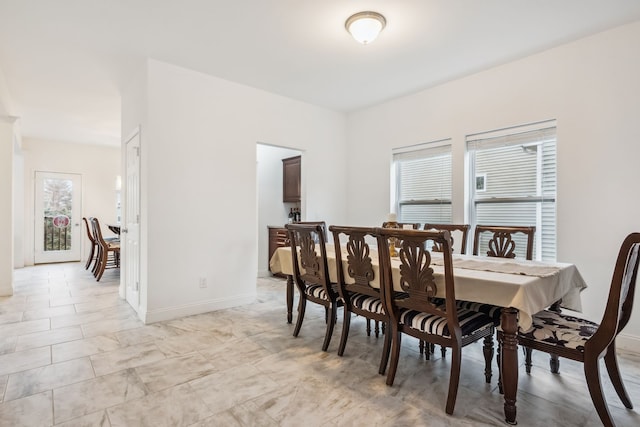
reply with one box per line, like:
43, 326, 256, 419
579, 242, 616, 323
34, 172, 82, 264
124, 129, 141, 311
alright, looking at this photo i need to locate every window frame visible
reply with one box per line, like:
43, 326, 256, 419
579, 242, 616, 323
467, 121, 557, 261
393, 139, 452, 224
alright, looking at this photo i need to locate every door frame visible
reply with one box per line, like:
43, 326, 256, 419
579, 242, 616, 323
33, 171, 82, 264
121, 126, 141, 313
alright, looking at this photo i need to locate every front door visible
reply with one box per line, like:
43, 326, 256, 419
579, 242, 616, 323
124, 129, 141, 311
34, 172, 82, 264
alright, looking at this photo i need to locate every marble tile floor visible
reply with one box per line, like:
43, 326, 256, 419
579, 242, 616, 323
0, 263, 639, 426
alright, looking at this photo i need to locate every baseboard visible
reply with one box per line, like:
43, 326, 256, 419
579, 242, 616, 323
142, 292, 257, 324
616, 332, 640, 354
257, 269, 271, 278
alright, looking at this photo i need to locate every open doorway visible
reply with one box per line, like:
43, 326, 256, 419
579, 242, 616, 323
256, 143, 303, 277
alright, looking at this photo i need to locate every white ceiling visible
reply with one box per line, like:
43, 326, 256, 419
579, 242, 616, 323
1, 1, 640, 147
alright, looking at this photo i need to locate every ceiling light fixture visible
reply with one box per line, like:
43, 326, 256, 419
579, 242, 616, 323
345, 11, 386, 45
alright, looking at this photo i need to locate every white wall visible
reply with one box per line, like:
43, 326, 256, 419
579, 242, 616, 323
0, 117, 15, 295
123, 59, 347, 323
346, 21, 640, 350
256, 144, 301, 276
22, 138, 121, 266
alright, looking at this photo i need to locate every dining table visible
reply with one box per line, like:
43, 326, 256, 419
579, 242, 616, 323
269, 242, 588, 425
106, 223, 121, 235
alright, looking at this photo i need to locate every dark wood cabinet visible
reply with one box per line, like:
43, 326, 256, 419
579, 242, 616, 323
268, 226, 289, 278
282, 155, 301, 202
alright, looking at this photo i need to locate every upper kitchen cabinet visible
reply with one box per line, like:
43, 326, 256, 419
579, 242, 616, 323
282, 155, 301, 202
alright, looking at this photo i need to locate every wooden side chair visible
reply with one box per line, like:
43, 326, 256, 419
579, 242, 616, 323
295, 221, 328, 242
376, 227, 495, 414
423, 223, 470, 255
473, 225, 536, 260
469, 225, 538, 372
90, 217, 120, 281
330, 225, 391, 375
83, 217, 97, 271
420, 223, 470, 357
382, 222, 420, 230
463, 225, 537, 324
286, 223, 341, 351
515, 232, 640, 427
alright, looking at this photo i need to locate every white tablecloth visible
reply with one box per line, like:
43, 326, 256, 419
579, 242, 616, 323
269, 243, 587, 330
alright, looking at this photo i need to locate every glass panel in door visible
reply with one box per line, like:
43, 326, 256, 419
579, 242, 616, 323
34, 172, 82, 264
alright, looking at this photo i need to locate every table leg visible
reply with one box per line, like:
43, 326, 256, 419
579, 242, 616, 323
500, 307, 519, 425
286, 275, 293, 324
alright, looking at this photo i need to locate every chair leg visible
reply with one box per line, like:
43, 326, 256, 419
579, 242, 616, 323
95, 247, 108, 281
584, 356, 615, 427
386, 326, 402, 386
483, 335, 494, 383
321, 304, 337, 351
292, 296, 307, 337
550, 354, 560, 374
419, 339, 424, 355
374, 320, 380, 338
524, 347, 533, 374
497, 339, 503, 394
337, 309, 351, 356
441, 345, 447, 358
379, 322, 391, 375
85, 243, 95, 270
604, 342, 633, 409
445, 345, 462, 415
366, 318, 371, 336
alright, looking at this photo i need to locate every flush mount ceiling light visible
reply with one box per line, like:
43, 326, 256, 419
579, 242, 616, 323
345, 11, 386, 44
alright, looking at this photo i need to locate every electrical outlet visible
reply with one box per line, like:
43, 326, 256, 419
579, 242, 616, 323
199, 277, 207, 288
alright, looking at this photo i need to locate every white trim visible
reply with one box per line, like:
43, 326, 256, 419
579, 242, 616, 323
141, 292, 257, 324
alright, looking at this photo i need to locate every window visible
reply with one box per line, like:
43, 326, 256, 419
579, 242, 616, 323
393, 140, 452, 224
467, 121, 557, 261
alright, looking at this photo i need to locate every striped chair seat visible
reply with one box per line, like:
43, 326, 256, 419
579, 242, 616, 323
433, 298, 502, 325
400, 307, 494, 338
350, 293, 384, 314
305, 284, 328, 301
519, 310, 598, 351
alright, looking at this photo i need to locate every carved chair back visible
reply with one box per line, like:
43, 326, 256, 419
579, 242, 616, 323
423, 223, 470, 254
330, 226, 379, 303
473, 225, 536, 260
295, 221, 328, 242
285, 223, 335, 298
375, 228, 461, 336
382, 222, 420, 230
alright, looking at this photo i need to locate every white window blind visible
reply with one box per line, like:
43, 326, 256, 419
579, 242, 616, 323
468, 121, 557, 261
393, 140, 452, 224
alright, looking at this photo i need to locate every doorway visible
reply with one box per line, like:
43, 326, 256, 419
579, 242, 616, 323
256, 143, 303, 276
33, 171, 82, 264
124, 128, 141, 311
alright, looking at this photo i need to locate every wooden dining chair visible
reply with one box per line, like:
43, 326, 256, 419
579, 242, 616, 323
382, 221, 421, 231
83, 217, 98, 271
374, 222, 421, 338
473, 225, 536, 260
330, 225, 391, 374
461, 225, 537, 325
423, 223, 470, 255
90, 217, 120, 281
376, 227, 495, 414
419, 223, 471, 357
295, 221, 328, 242
286, 223, 341, 351
515, 232, 640, 427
